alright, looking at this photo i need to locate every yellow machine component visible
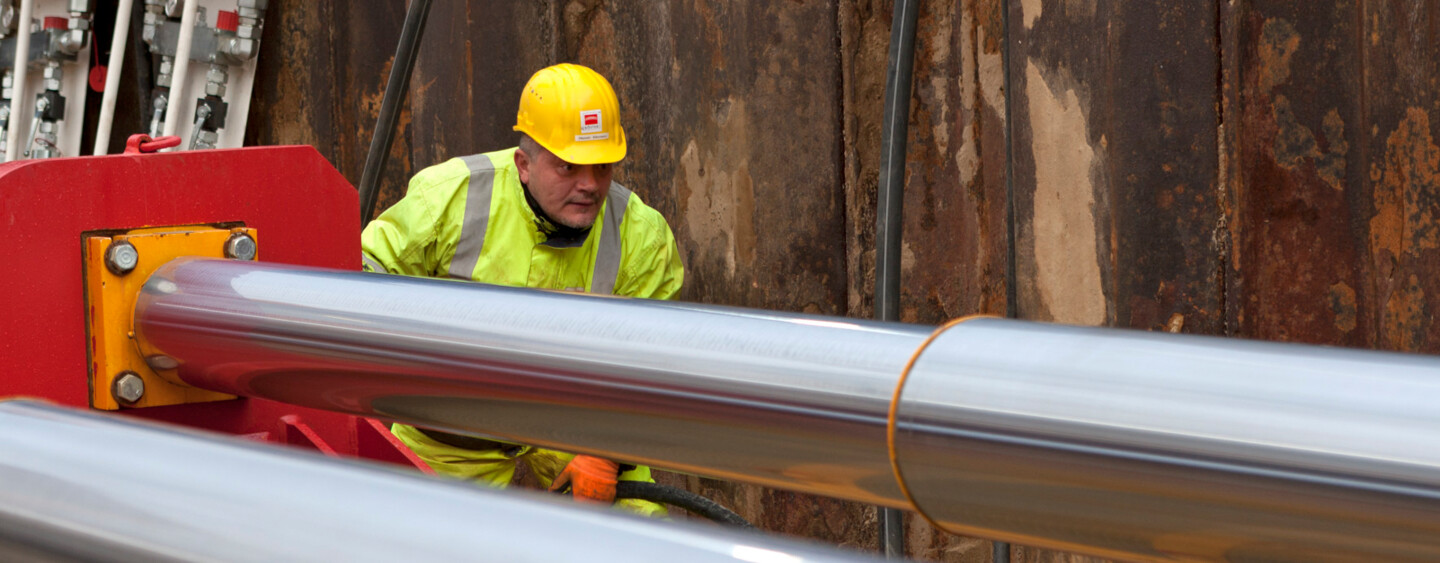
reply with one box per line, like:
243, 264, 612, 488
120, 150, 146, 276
84, 226, 257, 410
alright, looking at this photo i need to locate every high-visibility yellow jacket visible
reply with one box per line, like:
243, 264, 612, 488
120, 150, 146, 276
360, 147, 684, 516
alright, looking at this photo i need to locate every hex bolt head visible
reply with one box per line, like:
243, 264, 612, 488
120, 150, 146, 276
112, 372, 145, 404
224, 233, 257, 260
105, 240, 139, 275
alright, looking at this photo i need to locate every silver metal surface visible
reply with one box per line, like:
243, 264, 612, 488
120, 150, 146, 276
135, 258, 931, 507
0, 401, 874, 563
896, 317, 1440, 561
133, 259, 1440, 561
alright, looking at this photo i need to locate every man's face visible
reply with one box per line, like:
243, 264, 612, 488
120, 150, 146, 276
515, 146, 614, 229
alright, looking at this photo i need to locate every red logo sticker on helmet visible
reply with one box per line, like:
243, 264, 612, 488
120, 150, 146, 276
580, 110, 603, 134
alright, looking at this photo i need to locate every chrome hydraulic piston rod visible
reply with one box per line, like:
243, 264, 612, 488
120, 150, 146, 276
0, 401, 875, 563
134, 258, 1440, 561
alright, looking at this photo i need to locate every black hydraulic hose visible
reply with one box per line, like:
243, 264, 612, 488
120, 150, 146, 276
614, 482, 754, 530
874, 0, 921, 558
358, 0, 433, 226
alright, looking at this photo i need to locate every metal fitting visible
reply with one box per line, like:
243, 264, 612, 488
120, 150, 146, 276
224, 233, 257, 261
68, 17, 90, 32
158, 59, 173, 76
239, 0, 268, 10
42, 64, 61, 92
194, 130, 219, 149
164, 0, 184, 18
205, 65, 227, 83
228, 38, 257, 60
112, 371, 145, 404
0, 4, 16, 36
204, 81, 226, 98
68, 0, 94, 13
105, 240, 139, 275
236, 24, 258, 39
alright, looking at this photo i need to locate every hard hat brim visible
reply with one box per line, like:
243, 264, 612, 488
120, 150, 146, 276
517, 124, 627, 165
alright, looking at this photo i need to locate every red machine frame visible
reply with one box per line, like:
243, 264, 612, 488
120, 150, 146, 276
0, 143, 428, 472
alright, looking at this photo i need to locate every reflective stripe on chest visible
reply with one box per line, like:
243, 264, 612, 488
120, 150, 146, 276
447, 154, 630, 295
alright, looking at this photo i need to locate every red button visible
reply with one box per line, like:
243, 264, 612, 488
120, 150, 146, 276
216, 10, 239, 32
43, 17, 67, 30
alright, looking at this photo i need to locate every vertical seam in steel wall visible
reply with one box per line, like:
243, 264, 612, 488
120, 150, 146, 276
591, 183, 631, 294
447, 154, 496, 280
1215, 0, 1231, 337
836, 1, 850, 317
1356, 0, 1370, 340
1003, 0, 1018, 319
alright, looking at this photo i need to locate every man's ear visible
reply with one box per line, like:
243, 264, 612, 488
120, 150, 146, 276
514, 148, 531, 184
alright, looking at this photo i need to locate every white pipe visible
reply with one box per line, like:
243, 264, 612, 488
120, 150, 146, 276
5, 0, 34, 161
93, 0, 135, 155
161, 0, 197, 140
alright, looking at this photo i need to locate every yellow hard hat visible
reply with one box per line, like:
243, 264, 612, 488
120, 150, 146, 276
513, 63, 627, 165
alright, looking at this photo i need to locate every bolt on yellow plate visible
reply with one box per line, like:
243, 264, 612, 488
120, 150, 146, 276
84, 226, 256, 410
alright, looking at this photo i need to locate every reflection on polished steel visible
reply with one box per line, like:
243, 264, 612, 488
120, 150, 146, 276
133, 259, 1440, 561
0, 401, 877, 563
897, 318, 1440, 561
135, 258, 931, 506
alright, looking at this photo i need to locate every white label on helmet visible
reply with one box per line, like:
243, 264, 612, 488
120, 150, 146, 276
580, 109, 603, 134
575, 133, 610, 142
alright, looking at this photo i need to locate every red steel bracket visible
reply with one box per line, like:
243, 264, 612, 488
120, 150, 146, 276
0, 146, 424, 471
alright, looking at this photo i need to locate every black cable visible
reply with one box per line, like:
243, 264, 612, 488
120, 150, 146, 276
358, 0, 433, 226
875, 0, 922, 557
613, 481, 754, 530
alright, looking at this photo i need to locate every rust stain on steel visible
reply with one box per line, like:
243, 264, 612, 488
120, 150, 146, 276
673, 99, 759, 280
1009, 1, 1222, 338
1256, 18, 1299, 92
1368, 108, 1440, 350
896, 0, 1009, 326
1232, 6, 1371, 348
247, 0, 327, 150
1023, 60, 1105, 326
1329, 281, 1358, 333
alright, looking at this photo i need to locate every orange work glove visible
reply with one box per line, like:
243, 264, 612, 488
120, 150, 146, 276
549, 455, 620, 504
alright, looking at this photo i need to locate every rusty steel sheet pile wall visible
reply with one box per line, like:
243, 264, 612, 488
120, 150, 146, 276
240, 1, 1440, 561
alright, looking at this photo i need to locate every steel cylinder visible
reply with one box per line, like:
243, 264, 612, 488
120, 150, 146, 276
135, 258, 928, 507
133, 259, 1440, 561
0, 401, 874, 562
894, 317, 1440, 561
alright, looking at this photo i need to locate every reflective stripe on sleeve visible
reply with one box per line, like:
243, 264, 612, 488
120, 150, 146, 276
361, 253, 388, 273
447, 154, 497, 280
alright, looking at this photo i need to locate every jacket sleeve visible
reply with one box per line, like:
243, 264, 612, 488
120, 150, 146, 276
361, 171, 446, 277
614, 209, 685, 300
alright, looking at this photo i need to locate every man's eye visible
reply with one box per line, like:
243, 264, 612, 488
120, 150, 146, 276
559, 164, 573, 173
596, 164, 611, 173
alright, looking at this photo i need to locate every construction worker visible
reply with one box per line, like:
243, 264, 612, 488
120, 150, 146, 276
360, 63, 683, 516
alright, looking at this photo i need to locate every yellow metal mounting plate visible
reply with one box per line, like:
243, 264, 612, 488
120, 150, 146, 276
84, 226, 255, 410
